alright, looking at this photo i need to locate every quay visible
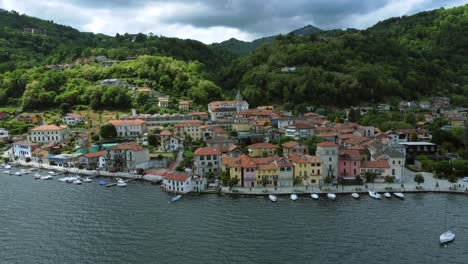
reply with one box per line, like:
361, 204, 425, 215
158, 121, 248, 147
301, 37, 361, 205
11, 160, 164, 183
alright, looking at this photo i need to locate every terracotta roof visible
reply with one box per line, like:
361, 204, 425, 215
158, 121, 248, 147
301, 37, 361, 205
257, 164, 278, 170
136, 87, 153, 93
194, 147, 220, 156
228, 144, 240, 152
248, 142, 277, 150
179, 100, 192, 105
222, 156, 237, 166
361, 160, 390, 169
31, 125, 65, 131
164, 173, 191, 182
174, 120, 203, 127
317, 142, 338, 147
83, 151, 105, 158
282, 141, 299, 148
338, 149, 361, 160
66, 113, 82, 118
13, 141, 39, 146
317, 132, 336, 138
108, 119, 146, 126
188, 112, 208, 116
160, 130, 173, 136
108, 142, 146, 151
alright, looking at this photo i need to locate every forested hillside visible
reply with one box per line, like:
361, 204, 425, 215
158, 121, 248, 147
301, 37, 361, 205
1, 5, 468, 112
219, 5, 468, 111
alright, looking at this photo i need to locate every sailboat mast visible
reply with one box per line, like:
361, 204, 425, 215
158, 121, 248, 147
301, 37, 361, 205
444, 198, 448, 231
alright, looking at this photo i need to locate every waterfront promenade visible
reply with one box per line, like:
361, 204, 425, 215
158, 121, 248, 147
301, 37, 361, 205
11, 160, 164, 182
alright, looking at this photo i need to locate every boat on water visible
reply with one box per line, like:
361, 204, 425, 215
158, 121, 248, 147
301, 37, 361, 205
384, 192, 391, 199
20, 169, 30, 174
116, 179, 127, 187
83, 177, 92, 183
368, 191, 381, 199
290, 193, 298, 201
99, 180, 108, 185
48, 171, 55, 175
351, 193, 360, 199
311, 193, 319, 200
393, 192, 405, 199
171, 194, 183, 203
3, 164, 11, 169
440, 231, 455, 244
440, 199, 455, 244
269, 194, 277, 202
327, 193, 336, 200
34, 173, 41, 179
73, 180, 82, 184
14, 172, 22, 176
41, 175, 52, 180
3, 170, 10, 174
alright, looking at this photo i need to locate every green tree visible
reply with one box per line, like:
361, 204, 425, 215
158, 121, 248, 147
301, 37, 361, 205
364, 172, 377, 183
354, 175, 363, 185
261, 177, 269, 187
228, 177, 240, 188
100, 123, 117, 139
293, 177, 303, 186
147, 134, 158, 147
384, 175, 395, 184
414, 174, 425, 185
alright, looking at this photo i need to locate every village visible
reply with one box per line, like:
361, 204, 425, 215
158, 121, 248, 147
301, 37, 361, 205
1, 90, 467, 197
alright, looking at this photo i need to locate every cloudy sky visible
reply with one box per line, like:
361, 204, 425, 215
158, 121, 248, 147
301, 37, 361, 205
1, 0, 467, 43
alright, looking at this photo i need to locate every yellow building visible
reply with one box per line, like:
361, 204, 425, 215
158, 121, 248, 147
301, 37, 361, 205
256, 163, 279, 186
290, 154, 322, 185
221, 155, 242, 182
174, 120, 204, 141
247, 143, 277, 157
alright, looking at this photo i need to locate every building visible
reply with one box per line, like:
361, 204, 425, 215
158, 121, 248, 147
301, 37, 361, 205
360, 160, 391, 182
158, 96, 170, 108
316, 142, 339, 183
338, 149, 361, 183
0, 128, 9, 141
178, 100, 192, 111
372, 147, 405, 182
17, 113, 42, 125
194, 147, 221, 177
208, 100, 249, 121
30, 124, 68, 144
285, 122, 315, 140
121, 113, 194, 126
108, 119, 146, 138
399, 142, 438, 164
105, 142, 150, 172
100, 79, 128, 88
162, 173, 194, 194
62, 113, 83, 125
0, 111, 9, 120
13, 141, 40, 159
282, 141, 308, 156
247, 142, 277, 157
289, 154, 322, 185
173, 120, 204, 141
159, 130, 182, 151
78, 151, 106, 170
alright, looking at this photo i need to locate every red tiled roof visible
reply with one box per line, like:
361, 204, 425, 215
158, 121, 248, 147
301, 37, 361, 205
108, 119, 146, 126
160, 130, 173, 136
339, 149, 361, 160
194, 147, 220, 156
31, 125, 65, 131
361, 160, 390, 169
317, 142, 338, 147
248, 142, 277, 149
165, 173, 191, 182
281, 141, 299, 148
66, 113, 82, 118
83, 151, 105, 158
13, 141, 39, 146
108, 142, 146, 151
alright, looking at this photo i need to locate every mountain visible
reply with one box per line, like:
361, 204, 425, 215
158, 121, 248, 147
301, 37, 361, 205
0, 9, 234, 74
213, 25, 322, 56
219, 5, 468, 110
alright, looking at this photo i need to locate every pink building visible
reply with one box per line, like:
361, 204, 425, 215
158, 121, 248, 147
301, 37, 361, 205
240, 155, 256, 187
338, 149, 361, 183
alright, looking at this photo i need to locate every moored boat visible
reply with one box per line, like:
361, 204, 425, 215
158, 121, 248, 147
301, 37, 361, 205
290, 193, 298, 201
384, 192, 391, 199
368, 191, 381, 199
34, 173, 41, 179
311, 193, 319, 200
171, 194, 183, 203
269, 194, 277, 202
99, 180, 108, 185
116, 179, 127, 187
73, 180, 82, 184
14, 172, 22, 176
327, 193, 336, 200
83, 177, 92, 183
48, 171, 55, 175
393, 192, 405, 199
41, 175, 52, 180
4, 164, 11, 169
440, 230, 455, 244
3, 170, 10, 174
351, 193, 360, 199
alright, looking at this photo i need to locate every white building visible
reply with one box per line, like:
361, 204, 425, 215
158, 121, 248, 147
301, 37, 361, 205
30, 124, 68, 144
207, 100, 249, 121
107, 119, 146, 138
315, 142, 339, 182
162, 173, 194, 194
0, 128, 8, 141
62, 113, 83, 125
13, 141, 40, 159
105, 142, 150, 172
194, 147, 221, 177
159, 130, 182, 151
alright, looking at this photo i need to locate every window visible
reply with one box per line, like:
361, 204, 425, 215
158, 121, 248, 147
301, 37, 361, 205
329, 157, 332, 162
393, 160, 395, 165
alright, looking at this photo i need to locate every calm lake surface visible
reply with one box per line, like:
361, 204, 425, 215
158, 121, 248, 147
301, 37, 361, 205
1, 168, 467, 264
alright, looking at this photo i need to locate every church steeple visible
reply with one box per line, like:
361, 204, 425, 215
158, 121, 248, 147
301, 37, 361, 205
235, 89, 243, 113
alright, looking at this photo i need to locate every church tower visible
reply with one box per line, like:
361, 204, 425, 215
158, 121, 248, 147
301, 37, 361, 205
235, 90, 243, 113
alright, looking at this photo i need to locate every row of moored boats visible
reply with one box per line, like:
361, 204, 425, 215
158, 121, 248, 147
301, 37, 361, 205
269, 191, 405, 202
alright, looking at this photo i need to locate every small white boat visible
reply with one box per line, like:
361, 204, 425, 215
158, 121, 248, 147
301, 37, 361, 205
4, 164, 11, 169
269, 194, 277, 202
14, 172, 22, 176
290, 193, 298, 201
393, 192, 405, 199
351, 193, 360, 199
3, 170, 10, 174
311, 193, 319, 200
73, 180, 82, 185
20, 169, 30, 174
41, 175, 52, 180
34, 173, 41, 179
327, 193, 336, 200
83, 177, 92, 183
368, 191, 381, 199
117, 180, 127, 187
440, 230, 455, 244
171, 194, 183, 203
48, 171, 55, 175
384, 192, 391, 199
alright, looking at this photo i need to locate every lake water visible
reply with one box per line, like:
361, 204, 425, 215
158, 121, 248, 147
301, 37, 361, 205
1, 168, 467, 264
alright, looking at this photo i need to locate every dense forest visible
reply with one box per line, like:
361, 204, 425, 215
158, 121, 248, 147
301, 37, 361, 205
1, 5, 468, 112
